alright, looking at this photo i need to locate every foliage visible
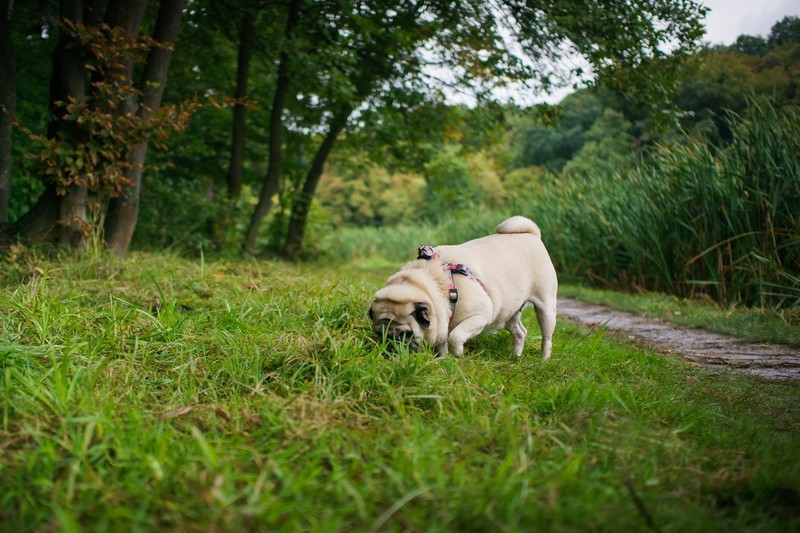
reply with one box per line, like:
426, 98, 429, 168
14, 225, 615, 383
319, 206, 519, 265
3, 1, 55, 222
136, 0, 709, 254
5, 2, 797, 314
593, 97, 800, 307
674, 46, 798, 142
315, 146, 506, 229
562, 109, 635, 178
423, 145, 477, 219
768, 15, 800, 47
731, 35, 768, 56
18, 21, 198, 199
500, 165, 552, 196
511, 91, 603, 170
1, 253, 799, 529
316, 164, 427, 227
133, 172, 218, 254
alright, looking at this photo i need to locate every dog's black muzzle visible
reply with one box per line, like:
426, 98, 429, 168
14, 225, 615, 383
379, 329, 420, 353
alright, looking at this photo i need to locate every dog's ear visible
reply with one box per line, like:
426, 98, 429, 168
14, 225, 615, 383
413, 302, 431, 329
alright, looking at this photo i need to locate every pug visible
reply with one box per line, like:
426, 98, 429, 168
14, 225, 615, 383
369, 216, 557, 358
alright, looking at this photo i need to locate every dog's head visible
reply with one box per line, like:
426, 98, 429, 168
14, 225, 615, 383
369, 284, 434, 352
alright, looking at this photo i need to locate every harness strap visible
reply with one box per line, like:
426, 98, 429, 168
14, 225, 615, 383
417, 244, 483, 323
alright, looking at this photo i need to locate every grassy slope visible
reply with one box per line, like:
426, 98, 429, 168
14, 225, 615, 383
1, 253, 799, 531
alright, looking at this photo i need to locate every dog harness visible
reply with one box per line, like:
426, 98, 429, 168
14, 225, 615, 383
417, 244, 484, 323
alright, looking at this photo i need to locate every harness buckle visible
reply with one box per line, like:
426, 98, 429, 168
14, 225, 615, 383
452, 263, 470, 276
418, 245, 436, 260
448, 288, 459, 303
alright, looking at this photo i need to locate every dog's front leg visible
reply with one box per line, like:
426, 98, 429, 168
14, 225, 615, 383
434, 340, 449, 357
447, 315, 489, 357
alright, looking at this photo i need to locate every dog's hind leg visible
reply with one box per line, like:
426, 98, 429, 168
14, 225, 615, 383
505, 311, 528, 356
533, 300, 556, 360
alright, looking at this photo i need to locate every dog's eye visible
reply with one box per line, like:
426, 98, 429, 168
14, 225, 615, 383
413, 303, 430, 329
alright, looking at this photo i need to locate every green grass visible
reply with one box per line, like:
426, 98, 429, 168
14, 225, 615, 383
1, 252, 799, 531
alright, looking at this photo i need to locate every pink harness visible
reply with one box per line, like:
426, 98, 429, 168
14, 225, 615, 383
417, 244, 484, 322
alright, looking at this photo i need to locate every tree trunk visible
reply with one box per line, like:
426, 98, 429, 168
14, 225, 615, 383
103, 0, 148, 37
10, 0, 99, 243
55, 0, 91, 249
7, 184, 60, 242
227, 10, 255, 201
243, 0, 301, 254
60, 0, 149, 250
211, 9, 255, 249
8, 0, 146, 246
103, 0, 148, 112
58, 184, 88, 249
104, 0, 184, 257
0, 0, 15, 224
283, 105, 352, 258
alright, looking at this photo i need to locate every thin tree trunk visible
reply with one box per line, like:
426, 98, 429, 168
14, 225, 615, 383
243, 0, 300, 254
103, 0, 148, 113
104, 0, 184, 257
103, 0, 148, 40
227, 10, 254, 200
0, 0, 15, 224
7, 184, 60, 242
12, 0, 92, 243
60, 0, 146, 249
92, 0, 148, 247
55, 0, 90, 249
211, 9, 255, 249
283, 105, 352, 258
58, 184, 88, 248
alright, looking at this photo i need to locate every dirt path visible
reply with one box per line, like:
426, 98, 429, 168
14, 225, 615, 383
557, 298, 800, 380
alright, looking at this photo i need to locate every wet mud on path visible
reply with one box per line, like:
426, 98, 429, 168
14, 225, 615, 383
557, 298, 800, 380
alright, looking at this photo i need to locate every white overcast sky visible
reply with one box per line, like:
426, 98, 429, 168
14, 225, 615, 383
701, 0, 800, 45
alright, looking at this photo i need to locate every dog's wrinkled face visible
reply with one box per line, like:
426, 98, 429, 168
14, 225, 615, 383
369, 299, 431, 352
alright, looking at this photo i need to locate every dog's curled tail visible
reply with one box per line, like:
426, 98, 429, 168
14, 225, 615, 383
496, 216, 541, 237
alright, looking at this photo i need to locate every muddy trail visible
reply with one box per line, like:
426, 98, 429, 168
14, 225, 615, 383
557, 298, 800, 380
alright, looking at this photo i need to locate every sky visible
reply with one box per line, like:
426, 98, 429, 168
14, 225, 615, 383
701, 0, 800, 45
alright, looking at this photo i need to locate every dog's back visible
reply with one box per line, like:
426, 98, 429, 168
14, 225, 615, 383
435, 216, 557, 318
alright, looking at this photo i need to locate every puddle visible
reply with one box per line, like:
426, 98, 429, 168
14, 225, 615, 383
557, 298, 800, 380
